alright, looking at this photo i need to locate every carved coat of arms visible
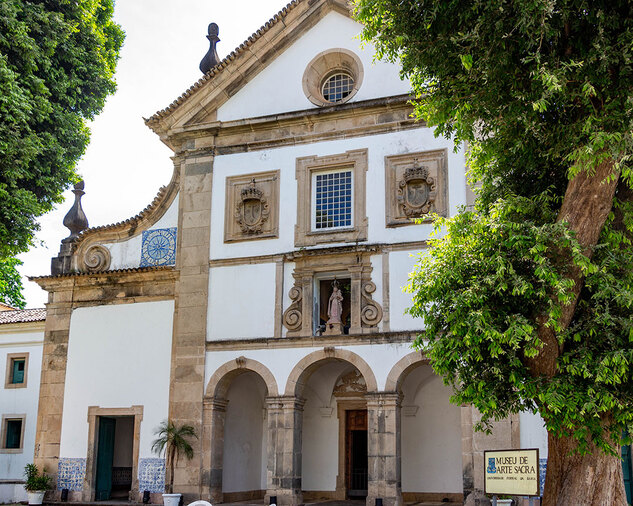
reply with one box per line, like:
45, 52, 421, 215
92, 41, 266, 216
397, 163, 436, 218
235, 178, 269, 234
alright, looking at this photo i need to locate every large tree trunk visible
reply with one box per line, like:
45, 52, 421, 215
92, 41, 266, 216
543, 430, 627, 506
524, 159, 626, 504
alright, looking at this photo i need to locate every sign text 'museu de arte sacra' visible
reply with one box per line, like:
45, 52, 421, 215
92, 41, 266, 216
484, 449, 540, 496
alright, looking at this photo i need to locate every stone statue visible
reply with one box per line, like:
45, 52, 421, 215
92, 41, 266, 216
324, 280, 344, 335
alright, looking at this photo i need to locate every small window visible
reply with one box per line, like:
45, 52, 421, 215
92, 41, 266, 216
1, 415, 25, 452
5, 353, 28, 389
321, 72, 354, 103
312, 170, 353, 231
11, 359, 25, 384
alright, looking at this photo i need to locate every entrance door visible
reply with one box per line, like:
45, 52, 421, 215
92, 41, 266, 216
623, 444, 632, 505
346, 410, 368, 498
95, 417, 116, 501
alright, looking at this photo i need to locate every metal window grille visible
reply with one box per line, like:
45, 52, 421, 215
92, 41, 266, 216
314, 171, 352, 230
322, 73, 354, 103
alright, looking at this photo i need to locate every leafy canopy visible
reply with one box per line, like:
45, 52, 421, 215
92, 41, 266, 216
0, 257, 26, 308
0, 0, 124, 256
355, 0, 633, 453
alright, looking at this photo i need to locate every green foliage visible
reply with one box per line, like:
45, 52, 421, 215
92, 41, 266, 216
355, 0, 633, 454
152, 420, 197, 494
0, 0, 124, 259
0, 257, 25, 308
23, 463, 52, 491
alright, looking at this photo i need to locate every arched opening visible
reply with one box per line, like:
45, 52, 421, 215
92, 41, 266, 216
399, 362, 463, 502
222, 371, 267, 501
290, 351, 375, 502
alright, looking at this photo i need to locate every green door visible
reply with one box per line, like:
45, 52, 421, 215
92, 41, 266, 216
95, 417, 116, 501
623, 444, 632, 505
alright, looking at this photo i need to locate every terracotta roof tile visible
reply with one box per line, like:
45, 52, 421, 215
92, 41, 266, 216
145, 0, 302, 125
0, 308, 46, 324
29, 265, 175, 281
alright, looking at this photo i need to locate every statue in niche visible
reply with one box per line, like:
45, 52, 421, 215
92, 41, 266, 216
324, 280, 344, 336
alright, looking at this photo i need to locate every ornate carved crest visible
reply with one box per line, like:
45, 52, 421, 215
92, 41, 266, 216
333, 369, 367, 396
235, 178, 269, 234
397, 162, 436, 218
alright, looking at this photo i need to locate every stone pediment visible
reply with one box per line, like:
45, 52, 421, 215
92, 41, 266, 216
145, 0, 352, 142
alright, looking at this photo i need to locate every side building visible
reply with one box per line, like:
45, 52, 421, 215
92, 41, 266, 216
0, 309, 45, 503
29, 1, 552, 505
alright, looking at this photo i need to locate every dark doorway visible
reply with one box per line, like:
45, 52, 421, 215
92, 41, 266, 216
623, 443, 632, 505
95, 416, 134, 501
346, 410, 368, 498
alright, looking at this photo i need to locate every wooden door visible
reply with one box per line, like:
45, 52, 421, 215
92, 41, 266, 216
95, 417, 116, 501
346, 410, 368, 498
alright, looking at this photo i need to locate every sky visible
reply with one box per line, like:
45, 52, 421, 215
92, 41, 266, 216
18, 0, 292, 308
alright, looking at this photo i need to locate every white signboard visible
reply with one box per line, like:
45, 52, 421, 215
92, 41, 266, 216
484, 449, 540, 496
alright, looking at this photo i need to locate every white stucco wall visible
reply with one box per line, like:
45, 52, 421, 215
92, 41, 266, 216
207, 263, 277, 340
389, 249, 423, 331
222, 372, 267, 493
401, 365, 462, 493
216, 11, 411, 122
210, 129, 466, 261
520, 410, 548, 458
105, 194, 179, 270
0, 326, 43, 494
60, 301, 174, 459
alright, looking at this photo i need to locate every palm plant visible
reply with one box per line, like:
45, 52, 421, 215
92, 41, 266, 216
151, 420, 197, 494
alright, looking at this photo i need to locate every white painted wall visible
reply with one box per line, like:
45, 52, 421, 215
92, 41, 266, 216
105, 194, 179, 270
207, 263, 276, 340
389, 249, 424, 331
59, 301, 174, 460
210, 129, 466, 261
216, 11, 411, 122
520, 410, 548, 458
0, 326, 44, 497
222, 371, 267, 493
204, 342, 415, 399
401, 365, 462, 493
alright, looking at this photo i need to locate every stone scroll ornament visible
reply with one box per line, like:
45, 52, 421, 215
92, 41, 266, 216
397, 162, 437, 218
235, 178, 270, 235
82, 245, 111, 272
360, 281, 383, 327
282, 285, 303, 331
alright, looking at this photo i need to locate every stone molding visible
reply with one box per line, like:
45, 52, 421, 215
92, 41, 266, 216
204, 356, 279, 398
0, 413, 26, 453
302, 48, 364, 107
284, 347, 378, 396
385, 149, 448, 227
384, 351, 431, 392
282, 250, 383, 337
83, 405, 143, 502
224, 170, 279, 242
71, 165, 180, 274
295, 149, 368, 247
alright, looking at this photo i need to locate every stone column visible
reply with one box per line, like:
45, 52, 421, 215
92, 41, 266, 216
169, 153, 214, 501
201, 397, 227, 503
366, 393, 403, 506
265, 396, 305, 506
299, 273, 313, 337
33, 279, 75, 500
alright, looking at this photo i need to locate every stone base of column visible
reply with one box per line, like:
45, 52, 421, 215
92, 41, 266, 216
366, 482, 403, 506
265, 489, 303, 506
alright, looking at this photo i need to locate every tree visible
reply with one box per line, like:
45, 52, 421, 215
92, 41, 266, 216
355, 1, 633, 504
151, 420, 197, 495
0, 257, 26, 308
0, 0, 124, 298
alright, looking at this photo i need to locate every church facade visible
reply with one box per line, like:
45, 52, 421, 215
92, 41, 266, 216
25, 1, 551, 505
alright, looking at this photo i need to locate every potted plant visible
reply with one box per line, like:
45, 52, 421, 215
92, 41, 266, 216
23, 464, 52, 505
152, 420, 197, 506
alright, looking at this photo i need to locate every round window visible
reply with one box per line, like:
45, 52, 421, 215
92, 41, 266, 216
321, 72, 355, 103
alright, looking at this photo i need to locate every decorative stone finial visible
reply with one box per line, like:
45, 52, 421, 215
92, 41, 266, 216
199, 22, 220, 74
62, 180, 89, 244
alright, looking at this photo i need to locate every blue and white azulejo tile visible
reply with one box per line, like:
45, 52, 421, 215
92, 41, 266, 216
57, 458, 86, 491
138, 458, 166, 493
140, 227, 177, 267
